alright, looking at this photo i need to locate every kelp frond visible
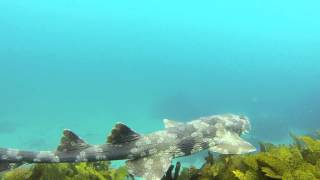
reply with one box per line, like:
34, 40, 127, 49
177, 131, 320, 180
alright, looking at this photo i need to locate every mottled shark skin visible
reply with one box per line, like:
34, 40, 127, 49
0, 114, 256, 180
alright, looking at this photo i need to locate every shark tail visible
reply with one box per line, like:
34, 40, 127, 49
0, 147, 11, 172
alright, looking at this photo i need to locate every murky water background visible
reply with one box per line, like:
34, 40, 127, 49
1, 0, 320, 167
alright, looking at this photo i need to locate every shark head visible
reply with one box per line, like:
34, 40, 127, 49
224, 114, 251, 135
203, 114, 251, 135
200, 114, 256, 154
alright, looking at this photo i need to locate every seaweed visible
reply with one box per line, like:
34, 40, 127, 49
1, 132, 320, 180
162, 162, 181, 180
177, 132, 320, 180
0, 162, 128, 180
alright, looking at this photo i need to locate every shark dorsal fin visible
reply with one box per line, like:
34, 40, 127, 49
107, 123, 141, 144
163, 119, 184, 128
57, 129, 90, 153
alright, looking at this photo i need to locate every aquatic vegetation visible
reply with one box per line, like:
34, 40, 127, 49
177, 132, 320, 180
0, 162, 128, 180
1, 132, 319, 180
162, 162, 181, 180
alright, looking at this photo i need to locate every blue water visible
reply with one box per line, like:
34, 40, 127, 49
0, 0, 320, 167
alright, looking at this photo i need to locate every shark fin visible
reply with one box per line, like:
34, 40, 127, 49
210, 130, 256, 154
0, 162, 24, 172
57, 129, 90, 152
163, 119, 184, 128
107, 123, 141, 144
0, 162, 10, 172
126, 153, 172, 180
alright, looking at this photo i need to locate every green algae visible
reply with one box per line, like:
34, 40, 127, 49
1, 132, 320, 180
1, 162, 128, 180
179, 132, 320, 180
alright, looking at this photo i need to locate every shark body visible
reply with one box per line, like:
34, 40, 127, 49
0, 114, 256, 179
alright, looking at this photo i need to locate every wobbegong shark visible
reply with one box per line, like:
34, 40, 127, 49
0, 114, 256, 179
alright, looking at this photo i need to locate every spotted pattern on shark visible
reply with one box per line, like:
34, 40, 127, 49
0, 114, 256, 180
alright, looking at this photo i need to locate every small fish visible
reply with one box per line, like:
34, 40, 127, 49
0, 114, 256, 180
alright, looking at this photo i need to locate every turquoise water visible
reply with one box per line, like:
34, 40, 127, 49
1, 0, 320, 167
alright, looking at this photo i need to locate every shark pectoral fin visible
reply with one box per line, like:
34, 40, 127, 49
107, 123, 141, 144
210, 131, 256, 154
126, 153, 172, 180
56, 129, 90, 153
163, 119, 184, 128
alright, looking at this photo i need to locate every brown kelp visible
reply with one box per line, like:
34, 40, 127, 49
0, 162, 128, 180
1, 131, 320, 180
177, 132, 320, 180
